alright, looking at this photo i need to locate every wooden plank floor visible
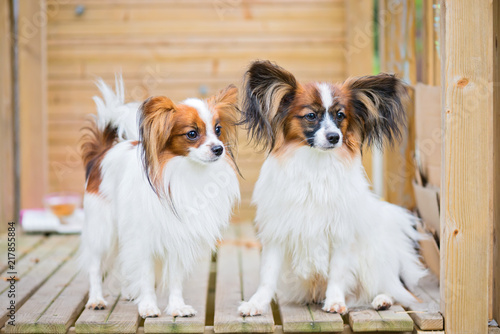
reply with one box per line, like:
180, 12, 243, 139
0, 224, 443, 334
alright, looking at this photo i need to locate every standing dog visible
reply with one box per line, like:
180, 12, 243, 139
238, 61, 426, 316
79, 77, 240, 318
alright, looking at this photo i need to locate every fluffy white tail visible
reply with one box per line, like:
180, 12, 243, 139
93, 74, 141, 141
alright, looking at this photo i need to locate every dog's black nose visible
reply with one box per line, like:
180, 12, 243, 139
211, 145, 224, 156
326, 133, 340, 144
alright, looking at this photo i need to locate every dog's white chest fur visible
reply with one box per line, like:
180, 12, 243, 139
253, 147, 366, 278
96, 142, 240, 270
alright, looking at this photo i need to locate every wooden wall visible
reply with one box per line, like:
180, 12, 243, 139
44, 0, 355, 221
378, 0, 416, 209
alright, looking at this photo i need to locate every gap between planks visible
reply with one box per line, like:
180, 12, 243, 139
0, 235, 80, 327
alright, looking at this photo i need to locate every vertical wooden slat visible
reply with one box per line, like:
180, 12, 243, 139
378, 0, 416, 209
422, 0, 441, 86
440, 0, 493, 332
0, 0, 14, 232
492, 0, 500, 326
19, 0, 48, 209
344, 0, 374, 183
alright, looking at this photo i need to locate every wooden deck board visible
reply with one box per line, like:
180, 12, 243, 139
279, 302, 343, 333
5, 259, 87, 333
0, 228, 441, 333
0, 234, 46, 274
75, 278, 140, 334
349, 305, 413, 332
407, 274, 443, 330
144, 254, 211, 334
32, 270, 88, 333
214, 224, 274, 333
75, 295, 140, 334
0, 235, 79, 328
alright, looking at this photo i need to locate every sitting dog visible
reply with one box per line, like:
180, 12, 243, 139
79, 77, 240, 318
238, 61, 426, 316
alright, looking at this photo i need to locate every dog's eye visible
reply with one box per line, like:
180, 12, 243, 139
336, 111, 346, 121
215, 125, 222, 136
304, 113, 317, 121
186, 130, 198, 140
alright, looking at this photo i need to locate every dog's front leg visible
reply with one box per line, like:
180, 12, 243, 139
238, 243, 283, 316
166, 260, 196, 317
322, 246, 354, 315
137, 258, 161, 318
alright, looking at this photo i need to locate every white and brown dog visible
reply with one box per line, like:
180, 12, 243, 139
79, 77, 240, 318
238, 61, 426, 316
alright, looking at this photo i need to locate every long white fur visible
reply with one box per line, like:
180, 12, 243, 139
239, 84, 426, 316
80, 79, 240, 318
93, 74, 141, 140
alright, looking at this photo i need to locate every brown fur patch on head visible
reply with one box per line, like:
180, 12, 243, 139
139, 96, 178, 194
167, 104, 207, 156
207, 84, 239, 171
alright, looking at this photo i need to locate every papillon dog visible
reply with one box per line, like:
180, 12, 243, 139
79, 77, 240, 318
238, 61, 426, 316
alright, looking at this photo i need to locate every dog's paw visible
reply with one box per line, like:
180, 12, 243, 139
371, 294, 393, 311
86, 298, 108, 310
322, 299, 348, 315
238, 300, 266, 317
166, 304, 197, 317
139, 301, 161, 318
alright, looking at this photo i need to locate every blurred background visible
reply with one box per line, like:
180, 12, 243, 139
1, 0, 442, 231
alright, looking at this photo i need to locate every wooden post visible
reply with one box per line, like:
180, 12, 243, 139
378, 0, 416, 208
440, 1, 498, 332
0, 0, 15, 231
492, 0, 500, 327
18, 0, 48, 209
345, 0, 374, 183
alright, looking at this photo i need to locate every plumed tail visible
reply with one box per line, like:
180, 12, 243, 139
93, 74, 141, 141
80, 122, 118, 181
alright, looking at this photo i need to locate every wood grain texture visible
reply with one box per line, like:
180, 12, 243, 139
19, 0, 48, 209
75, 284, 139, 333
440, 1, 493, 332
144, 254, 211, 333
0, 0, 14, 232
492, 0, 500, 325
407, 274, 443, 330
214, 224, 274, 333
349, 305, 413, 332
345, 0, 375, 184
0, 234, 46, 274
422, 0, 441, 86
279, 302, 343, 333
5, 259, 87, 333
378, 0, 416, 209
0, 235, 79, 327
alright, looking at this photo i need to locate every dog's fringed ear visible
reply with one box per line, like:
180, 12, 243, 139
139, 96, 177, 193
209, 84, 239, 152
208, 84, 241, 174
343, 74, 408, 148
241, 60, 298, 151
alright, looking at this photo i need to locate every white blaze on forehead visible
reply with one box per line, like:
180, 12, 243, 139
182, 98, 216, 137
317, 83, 334, 110
314, 83, 342, 149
